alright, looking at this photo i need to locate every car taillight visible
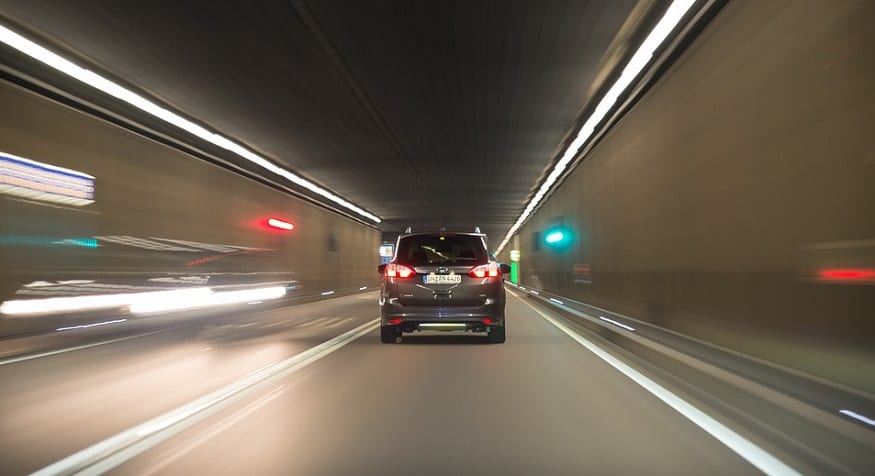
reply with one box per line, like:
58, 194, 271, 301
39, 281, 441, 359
386, 263, 416, 279
469, 262, 499, 278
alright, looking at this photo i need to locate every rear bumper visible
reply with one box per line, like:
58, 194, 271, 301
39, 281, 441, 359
379, 300, 504, 331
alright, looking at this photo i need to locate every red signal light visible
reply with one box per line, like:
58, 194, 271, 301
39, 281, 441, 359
819, 269, 875, 280
469, 262, 500, 278
386, 263, 416, 279
267, 218, 294, 231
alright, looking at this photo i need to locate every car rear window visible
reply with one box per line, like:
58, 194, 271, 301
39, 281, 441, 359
396, 234, 488, 266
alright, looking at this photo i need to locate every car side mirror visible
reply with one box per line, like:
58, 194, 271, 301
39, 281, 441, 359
499, 263, 511, 274
377, 263, 387, 275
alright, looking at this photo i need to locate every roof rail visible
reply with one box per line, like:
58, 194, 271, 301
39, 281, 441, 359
404, 226, 412, 234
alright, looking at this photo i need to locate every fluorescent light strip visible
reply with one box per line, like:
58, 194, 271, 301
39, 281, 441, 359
0, 25, 381, 224
496, 0, 697, 253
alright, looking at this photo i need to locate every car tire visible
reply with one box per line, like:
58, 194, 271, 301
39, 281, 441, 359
487, 324, 506, 344
380, 325, 398, 344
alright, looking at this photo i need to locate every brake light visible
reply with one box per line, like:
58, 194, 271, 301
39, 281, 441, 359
469, 262, 500, 278
386, 263, 416, 279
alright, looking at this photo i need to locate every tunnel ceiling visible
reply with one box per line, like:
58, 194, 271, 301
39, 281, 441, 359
0, 0, 662, 240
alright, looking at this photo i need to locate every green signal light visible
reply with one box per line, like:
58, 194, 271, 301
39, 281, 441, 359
545, 231, 564, 244
543, 226, 574, 250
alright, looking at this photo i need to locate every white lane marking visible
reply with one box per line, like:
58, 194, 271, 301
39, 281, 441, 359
839, 409, 875, 427
56, 318, 128, 332
294, 317, 353, 328
598, 316, 635, 332
0, 331, 162, 366
294, 317, 330, 328
33, 318, 380, 476
513, 294, 801, 476
142, 384, 288, 476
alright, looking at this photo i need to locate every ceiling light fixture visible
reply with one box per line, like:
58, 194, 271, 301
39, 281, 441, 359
0, 25, 382, 224
495, 0, 697, 254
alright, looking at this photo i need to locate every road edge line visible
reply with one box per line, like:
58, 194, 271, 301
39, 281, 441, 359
513, 293, 800, 476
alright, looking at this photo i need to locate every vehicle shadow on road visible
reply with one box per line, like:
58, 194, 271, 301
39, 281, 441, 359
399, 333, 490, 345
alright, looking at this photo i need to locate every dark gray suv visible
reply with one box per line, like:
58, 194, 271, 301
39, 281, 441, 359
378, 230, 509, 343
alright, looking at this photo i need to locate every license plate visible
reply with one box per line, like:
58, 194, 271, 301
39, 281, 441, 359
423, 274, 461, 285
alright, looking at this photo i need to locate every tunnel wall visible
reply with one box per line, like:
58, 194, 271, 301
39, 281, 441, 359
512, 1, 874, 387
0, 80, 380, 305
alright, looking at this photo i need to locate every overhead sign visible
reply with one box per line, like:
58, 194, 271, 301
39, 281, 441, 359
379, 243, 394, 264
0, 151, 94, 206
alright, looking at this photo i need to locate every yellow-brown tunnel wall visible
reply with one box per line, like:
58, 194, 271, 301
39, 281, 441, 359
509, 1, 874, 389
0, 80, 380, 303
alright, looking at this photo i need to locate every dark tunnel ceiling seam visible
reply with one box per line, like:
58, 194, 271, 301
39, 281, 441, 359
288, 0, 431, 198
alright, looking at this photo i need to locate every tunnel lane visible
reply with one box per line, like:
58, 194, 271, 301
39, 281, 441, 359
0, 290, 799, 475
0, 293, 380, 475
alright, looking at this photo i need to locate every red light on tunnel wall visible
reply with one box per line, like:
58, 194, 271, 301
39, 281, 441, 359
819, 269, 875, 280
266, 218, 294, 231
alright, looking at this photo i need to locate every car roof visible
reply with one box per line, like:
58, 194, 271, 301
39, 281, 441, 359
398, 231, 486, 239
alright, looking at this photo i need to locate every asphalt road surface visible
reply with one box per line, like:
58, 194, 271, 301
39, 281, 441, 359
0, 289, 775, 475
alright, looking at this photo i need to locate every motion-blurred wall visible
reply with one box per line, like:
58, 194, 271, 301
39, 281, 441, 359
0, 80, 380, 307
514, 1, 874, 387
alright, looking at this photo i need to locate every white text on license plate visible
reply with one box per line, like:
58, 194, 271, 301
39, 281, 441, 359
424, 274, 461, 284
